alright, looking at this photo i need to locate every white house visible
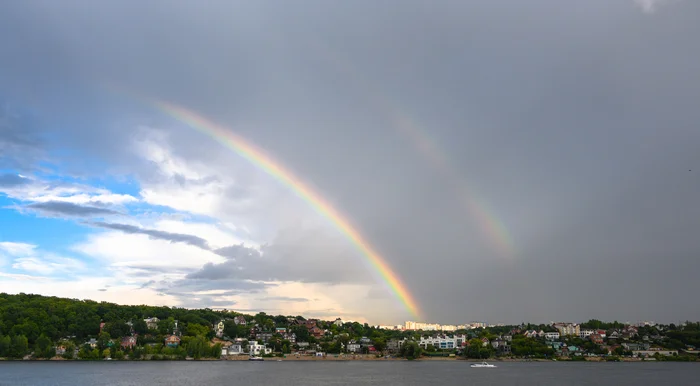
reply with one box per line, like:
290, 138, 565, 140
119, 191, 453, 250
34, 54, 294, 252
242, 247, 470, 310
579, 329, 595, 339
553, 323, 580, 337
249, 343, 271, 355
334, 318, 343, 327
347, 342, 361, 353
222, 344, 243, 356
419, 335, 467, 350
144, 317, 159, 330
544, 332, 560, 340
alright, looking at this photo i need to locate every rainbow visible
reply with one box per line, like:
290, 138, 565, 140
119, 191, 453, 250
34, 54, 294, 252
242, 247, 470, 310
152, 100, 421, 317
317, 44, 514, 256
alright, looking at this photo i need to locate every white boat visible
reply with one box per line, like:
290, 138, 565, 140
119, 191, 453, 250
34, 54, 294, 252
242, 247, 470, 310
249, 356, 264, 361
471, 361, 497, 368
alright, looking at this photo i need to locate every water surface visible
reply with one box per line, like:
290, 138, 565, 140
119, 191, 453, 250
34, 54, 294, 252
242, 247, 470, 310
0, 361, 696, 385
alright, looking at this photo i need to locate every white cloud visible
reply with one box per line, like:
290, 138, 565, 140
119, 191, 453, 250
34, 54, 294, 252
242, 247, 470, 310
0, 241, 87, 276
73, 231, 226, 269
12, 255, 85, 275
0, 176, 138, 205
135, 133, 231, 217
0, 241, 36, 256
0, 272, 49, 281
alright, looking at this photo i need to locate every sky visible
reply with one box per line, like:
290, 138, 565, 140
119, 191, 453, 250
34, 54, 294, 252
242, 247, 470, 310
0, 0, 698, 325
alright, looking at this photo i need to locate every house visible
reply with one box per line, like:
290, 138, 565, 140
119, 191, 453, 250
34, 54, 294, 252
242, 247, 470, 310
347, 342, 361, 353
622, 326, 639, 339
305, 319, 318, 329
359, 336, 372, 345
234, 316, 247, 326
121, 336, 137, 349
544, 332, 560, 340
334, 318, 343, 327
503, 335, 513, 342
524, 330, 540, 339
596, 330, 607, 338
491, 339, 504, 349
387, 339, 405, 353
579, 329, 595, 339
86, 338, 97, 349
275, 327, 287, 335
553, 323, 580, 337
55, 346, 67, 356
214, 320, 225, 338
227, 344, 243, 355
589, 334, 604, 345
164, 335, 181, 348
497, 343, 511, 355
608, 331, 621, 341
144, 317, 159, 330
256, 332, 273, 343
419, 335, 466, 350
249, 343, 271, 355
282, 332, 297, 343
550, 341, 564, 350
481, 337, 489, 347
309, 326, 324, 339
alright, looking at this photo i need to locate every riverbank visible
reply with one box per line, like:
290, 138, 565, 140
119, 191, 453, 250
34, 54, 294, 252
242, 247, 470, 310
2, 355, 695, 363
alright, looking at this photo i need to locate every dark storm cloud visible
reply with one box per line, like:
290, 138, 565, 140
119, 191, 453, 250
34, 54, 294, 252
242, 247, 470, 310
26, 201, 121, 217
0, 0, 698, 322
88, 222, 211, 250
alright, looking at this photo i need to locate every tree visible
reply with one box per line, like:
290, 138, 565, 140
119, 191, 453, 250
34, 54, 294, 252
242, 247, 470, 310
185, 323, 209, 337
292, 325, 310, 342
223, 321, 240, 338
132, 319, 148, 335
34, 334, 53, 358
372, 338, 387, 354
9, 335, 29, 358
102, 348, 111, 359
62, 342, 76, 359
158, 317, 176, 335
0, 335, 11, 357
400, 341, 422, 360
104, 321, 130, 338
97, 331, 111, 350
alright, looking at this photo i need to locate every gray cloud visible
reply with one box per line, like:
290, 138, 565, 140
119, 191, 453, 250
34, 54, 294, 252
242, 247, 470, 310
0, 173, 30, 188
26, 201, 121, 217
0, 0, 699, 323
88, 222, 211, 250
187, 228, 372, 285
0, 103, 45, 171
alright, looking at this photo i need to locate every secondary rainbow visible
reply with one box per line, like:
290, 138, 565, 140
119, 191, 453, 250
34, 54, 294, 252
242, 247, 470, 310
153, 100, 420, 317
317, 43, 514, 256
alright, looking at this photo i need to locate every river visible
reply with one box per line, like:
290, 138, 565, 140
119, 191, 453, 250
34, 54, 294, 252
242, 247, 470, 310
0, 361, 696, 385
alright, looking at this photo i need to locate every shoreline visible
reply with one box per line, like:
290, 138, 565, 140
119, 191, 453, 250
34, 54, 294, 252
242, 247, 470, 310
1, 356, 695, 363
